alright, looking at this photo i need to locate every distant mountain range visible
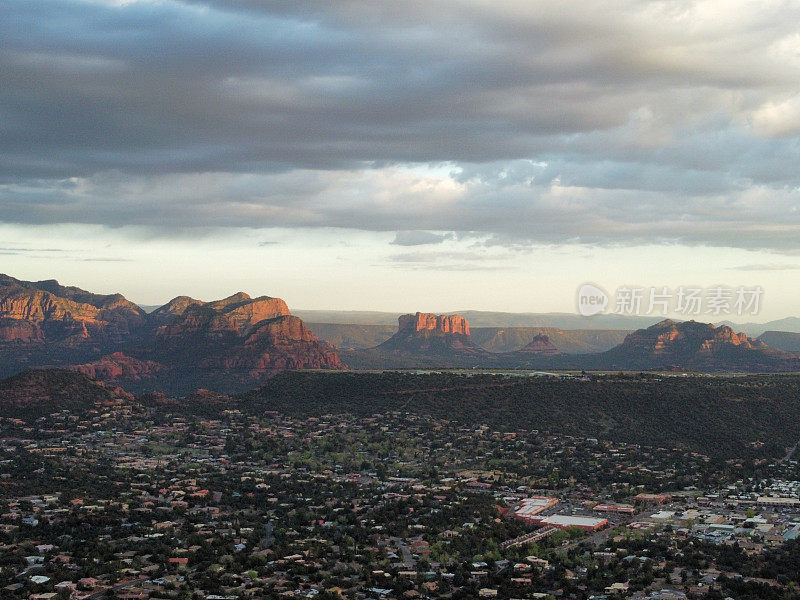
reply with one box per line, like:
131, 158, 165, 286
721, 317, 800, 337
295, 309, 664, 329
296, 309, 800, 336
342, 312, 800, 373
304, 311, 800, 355
308, 322, 630, 353
1, 273, 799, 394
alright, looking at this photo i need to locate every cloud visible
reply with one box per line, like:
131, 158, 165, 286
388, 249, 515, 271
2, 0, 800, 252
2, 166, 800, 252
80, 257, 133, 262
391, 231, 455, 246
0, 247, 65, 253
751, 94, 800, 138
731, 263, 800, 271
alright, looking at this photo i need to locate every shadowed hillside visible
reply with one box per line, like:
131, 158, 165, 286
0, 369, 132, 421
242, 371, 800, 461
759, 331, 800, 353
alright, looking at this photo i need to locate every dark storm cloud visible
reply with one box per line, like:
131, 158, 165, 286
2, 0, 800, 250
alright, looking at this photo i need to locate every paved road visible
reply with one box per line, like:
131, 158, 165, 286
782, 439, 799, 462
391, 537, 416, 567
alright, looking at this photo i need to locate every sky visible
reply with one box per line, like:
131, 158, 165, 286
2, 0, 800, 319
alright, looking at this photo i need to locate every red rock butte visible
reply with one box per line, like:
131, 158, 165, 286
397, 312, 471, 336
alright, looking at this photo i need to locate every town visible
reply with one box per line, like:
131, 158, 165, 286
4, 1, 800, 598
2, 399, 799, 600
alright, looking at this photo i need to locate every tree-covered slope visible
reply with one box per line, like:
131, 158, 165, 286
242, 371, 800, 461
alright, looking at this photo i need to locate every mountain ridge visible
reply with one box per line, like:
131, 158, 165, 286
588, 319, 800, 372
293, 308, 800, 334
0, 274, 343, 392
347, 316, 800, 372
2, 274, 799, 391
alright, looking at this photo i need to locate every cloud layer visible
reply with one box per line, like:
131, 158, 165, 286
2, 0, 800, 250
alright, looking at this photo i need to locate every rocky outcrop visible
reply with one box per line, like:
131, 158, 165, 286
0, 275, 344, 393
157, 293, 291, 340
397, 313, 470, 336
149, 295, 203, 323
195, 314, 344, 374
0, 274, 147, 345
596, 319, 800, 371
72, 352, 166, 382
0, 317, 43, 343
0, 287, 98, 323
620, 320, 759, 355
377, 312, 485, 357
514, 334, 561, 356
147, 293, 344, 389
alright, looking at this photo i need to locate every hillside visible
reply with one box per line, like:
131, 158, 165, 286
4, 368, 800, 462
471, 327, 629, 353
0, 369, 131, 421
148, 292, 343, 376
242, 371, 800, 460
306, 323, 396, 349
759, 331, 800, 353
591, 319, 800, 372
0, 274, 147, 343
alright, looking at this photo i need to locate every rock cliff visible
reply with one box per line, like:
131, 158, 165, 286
72, 352, 166, 381
377, 312, 485, 357
0, 275, 344, 392
0, 274, 147, 345
397, 313, 470, 336
596, 319, 798, 371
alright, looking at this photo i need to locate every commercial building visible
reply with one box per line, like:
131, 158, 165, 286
593, 503, 635, 514
512, 497, 558, 522
757, 496, 800, 508
539, 515, 607, 531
